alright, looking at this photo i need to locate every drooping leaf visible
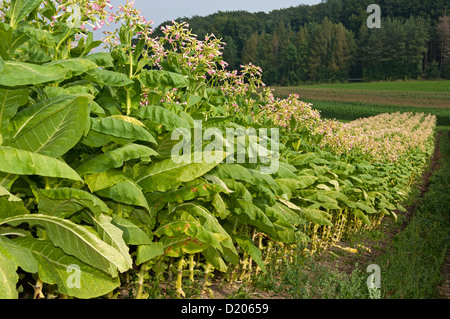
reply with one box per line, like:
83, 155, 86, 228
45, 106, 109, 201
175, 203, 238, 265
86, 213, 133, 271
0, 235, 37, 274
96, 180, 150, 211
84, 52, 114, 68
155, 219, 223, 254
136, 152, 225, 193
161, 234, 207, 257
84, 68, 134, 87
0, 87, 29, 142
82, 116, 156, 147
202, 246, 227, 272
145, 183, 226, 205
213, 163, 254, 183
132, 104, 190, 130
137, 70, 189, 89
45, 58, 98, 76
234, 234, 266, 273
8, 0, 42, 27
5, 94, 92, 157
351, 208, 371, 227
84, 170, 127, 193
135, 242, 164, 265
301, 208, 333, 227
16, 25, 56, 47
14, 237, 120, 298
0, 146, 82, 181
0, 214, 130, 276
111, 216, 152, 245
0, 252, 18, 299
37, 187, 110, 218
0, 185, 29, 219
0, 61, 69, 86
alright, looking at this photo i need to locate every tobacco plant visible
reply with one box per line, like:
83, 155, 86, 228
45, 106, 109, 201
0, 0, 437, 299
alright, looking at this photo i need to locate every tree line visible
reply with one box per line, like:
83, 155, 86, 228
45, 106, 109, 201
156, 0, 450, 85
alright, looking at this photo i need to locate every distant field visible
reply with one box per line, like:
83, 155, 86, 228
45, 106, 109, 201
299, 80, 450, 93
271, 80, 450, 128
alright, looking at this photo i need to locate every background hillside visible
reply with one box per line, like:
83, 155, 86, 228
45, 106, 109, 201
155, 0, 450, 85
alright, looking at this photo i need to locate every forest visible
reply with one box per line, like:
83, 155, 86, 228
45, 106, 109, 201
156, 0, 450, 85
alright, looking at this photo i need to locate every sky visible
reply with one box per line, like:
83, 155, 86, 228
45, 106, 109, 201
96, 0, 322, 38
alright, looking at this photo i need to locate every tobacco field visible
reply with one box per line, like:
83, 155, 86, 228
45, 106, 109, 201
0, 0, 440, 299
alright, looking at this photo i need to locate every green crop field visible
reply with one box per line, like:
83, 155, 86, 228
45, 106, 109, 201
298, 80, 450, 92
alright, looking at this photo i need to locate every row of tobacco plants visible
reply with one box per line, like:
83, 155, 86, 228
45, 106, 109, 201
0, 0, 437, 299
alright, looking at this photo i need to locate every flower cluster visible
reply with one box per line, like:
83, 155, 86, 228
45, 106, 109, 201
48, 0, 114, 30
255, 93, 321, 130
315, 112, 436, 162
101, 0, 154, 46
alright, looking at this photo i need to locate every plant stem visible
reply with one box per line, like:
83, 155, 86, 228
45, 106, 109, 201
176, 257, 185, 298
135, 264, 146, 299
34, 278, 44, 299
188, 254, 195, 282
203, 262, 213, 288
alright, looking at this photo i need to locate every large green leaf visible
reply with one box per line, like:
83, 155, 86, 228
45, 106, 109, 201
155, 219, 222, 254
5, 94, 92, 157
75, 143, 158, 176
16, 25, 56, 47
132, 104, 190, 130
37, 188, 110, 218
135, 242, 164, 265
0, 235, 37, 274
202, 246, 227, 272
137, 70, 189, 88
0, 88, 28, 143
301, 208, 333, 227
0, 214, 130, 276
213, 163, 254, 183
111, 216, 152, 246
84, 68, 134, 87
82, 116, 156, 147
145, 183, 226, 205
0, 61, 69, 86
7, 0, 42, 27
45, 58, 98, 76
161, 234, 207, 257
176, 202, 238, 265
0, 252, 18, 299
136, 152, 225, 192
234, 234, 266, 273
84, 170, 127, 193
84, 52, 114, 68
0, 146, 82, 181
234, 200, 276, 237
14, 237, 120, 298
96, 180, 150, 211
87, 213, 133, 271
0, 185, 29, 219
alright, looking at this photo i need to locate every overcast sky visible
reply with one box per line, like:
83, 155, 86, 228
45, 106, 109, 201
107, 0, 322, 29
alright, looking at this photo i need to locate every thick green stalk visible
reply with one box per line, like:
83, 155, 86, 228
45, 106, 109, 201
188, 254, 195, 282
135, 265, 146, 299
176, 257, 185, 298
203, 262, 213, 288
